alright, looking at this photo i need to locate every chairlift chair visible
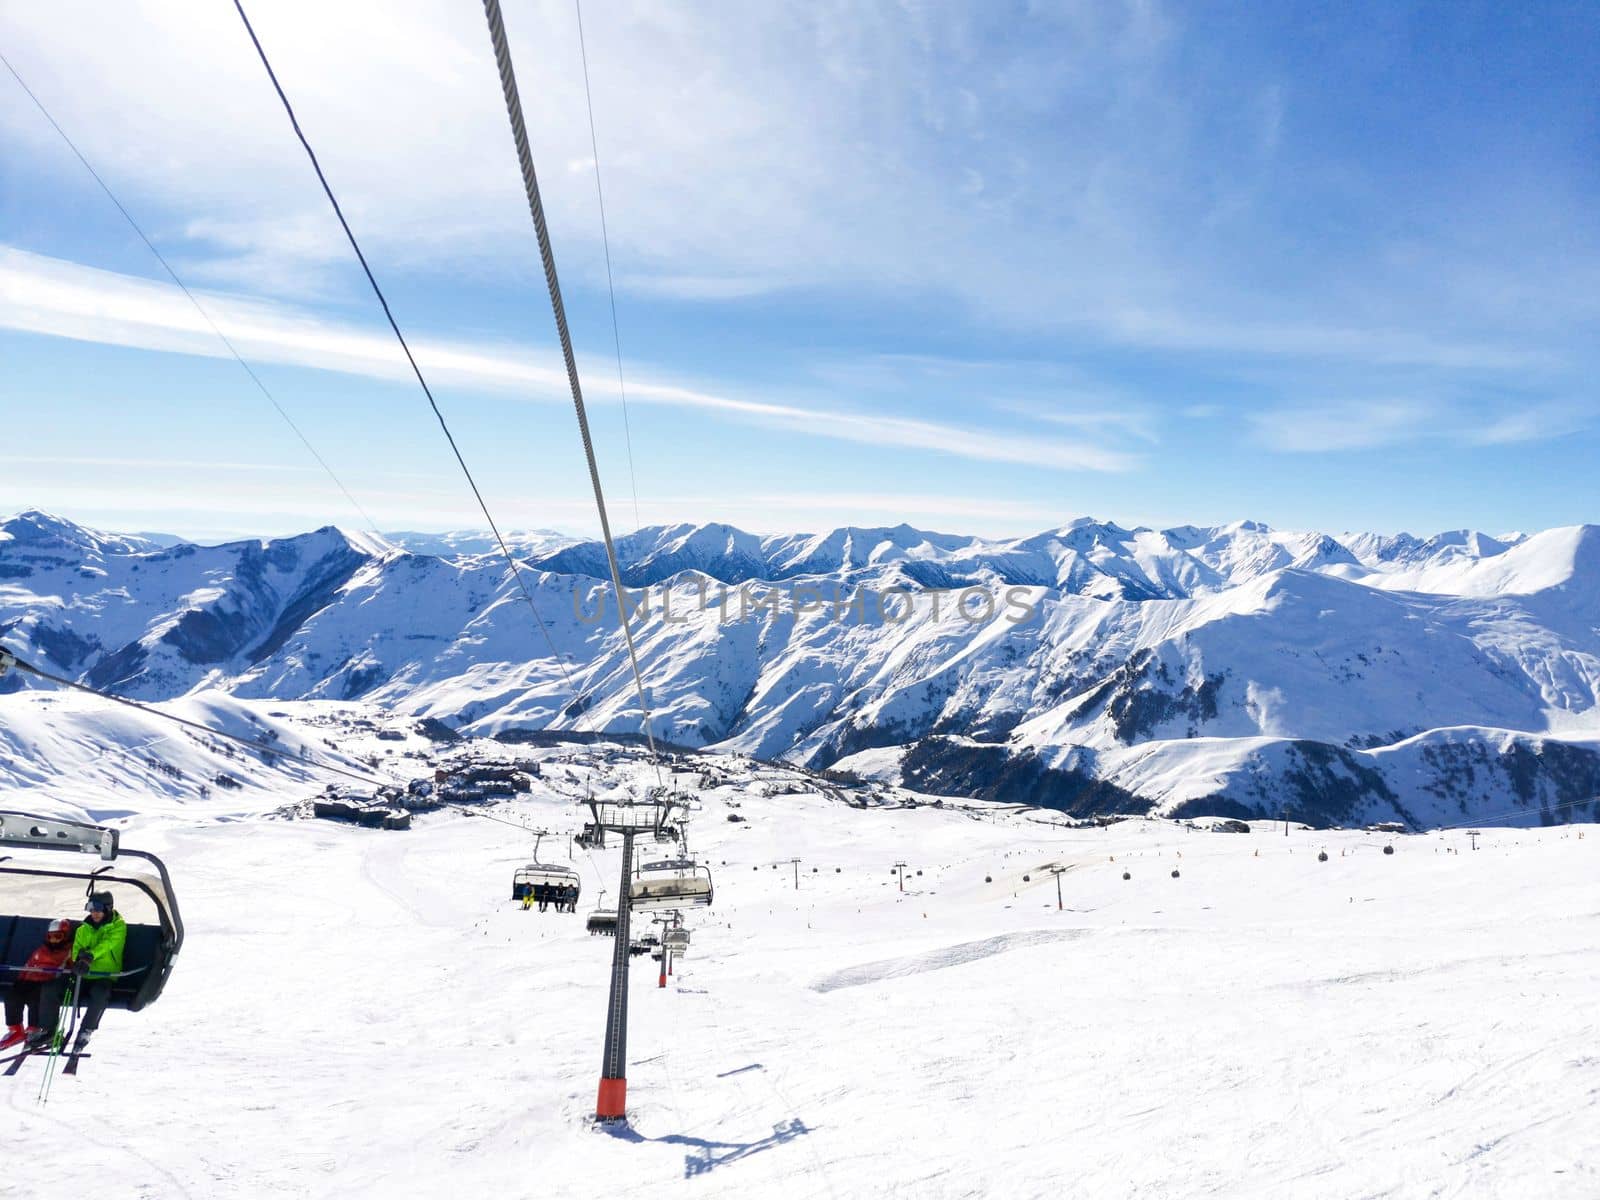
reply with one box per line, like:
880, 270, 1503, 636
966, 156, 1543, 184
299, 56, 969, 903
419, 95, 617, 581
509, 829, 580, 906
628, 858, 714, 912
511, 862, 581, 903
662, 926, 691, 956
0, 811, 184, 1013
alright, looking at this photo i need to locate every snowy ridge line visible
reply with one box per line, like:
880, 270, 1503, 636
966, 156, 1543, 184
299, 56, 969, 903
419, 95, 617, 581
5, 509, 1600, 829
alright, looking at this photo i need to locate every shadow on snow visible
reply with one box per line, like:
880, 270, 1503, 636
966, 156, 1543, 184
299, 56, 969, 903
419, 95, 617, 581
601, 1116, 813, 1177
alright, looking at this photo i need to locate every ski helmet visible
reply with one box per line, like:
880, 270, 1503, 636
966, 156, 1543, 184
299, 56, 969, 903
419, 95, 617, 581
46, 917, 72, 943
85, 891, 113, 915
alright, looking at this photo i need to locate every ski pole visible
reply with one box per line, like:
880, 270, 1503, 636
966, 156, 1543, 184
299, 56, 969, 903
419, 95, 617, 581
37, 975, 80, 1106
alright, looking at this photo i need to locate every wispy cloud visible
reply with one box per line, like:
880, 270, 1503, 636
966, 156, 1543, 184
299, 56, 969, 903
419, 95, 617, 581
1249, 399, 1437, 452
996, 398, 1159, 443
1250, 395, 1594, 452
0, 245, 1136, 473
1462, 401, 1594, 446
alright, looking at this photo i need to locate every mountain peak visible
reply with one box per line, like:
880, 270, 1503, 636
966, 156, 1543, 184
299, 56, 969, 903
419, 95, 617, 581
1, 509, 157, 556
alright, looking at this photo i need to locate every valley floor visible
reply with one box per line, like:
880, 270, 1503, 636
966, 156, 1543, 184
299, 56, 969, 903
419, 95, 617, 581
4, 763, 1597, 1199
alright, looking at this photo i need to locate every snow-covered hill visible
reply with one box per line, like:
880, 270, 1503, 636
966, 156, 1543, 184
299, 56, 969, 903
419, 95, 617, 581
4, 737, 1596, 1198
4, 507, 1600, 828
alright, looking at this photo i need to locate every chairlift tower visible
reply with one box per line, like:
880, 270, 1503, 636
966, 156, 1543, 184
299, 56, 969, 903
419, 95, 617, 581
585, 792, 683, 1121
893, 861, 907, 892
1050, 864, 1067, 911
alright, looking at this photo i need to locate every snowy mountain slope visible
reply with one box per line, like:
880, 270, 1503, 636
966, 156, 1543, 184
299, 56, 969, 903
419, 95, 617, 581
4, 508, 1600, 828
0, 691, 412, 821
4, 741, 1597, 1198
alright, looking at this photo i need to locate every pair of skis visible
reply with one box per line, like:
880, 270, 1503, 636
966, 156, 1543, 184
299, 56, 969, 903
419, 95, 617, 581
0, 977, 91, 1098
1, 1044, 91, 1075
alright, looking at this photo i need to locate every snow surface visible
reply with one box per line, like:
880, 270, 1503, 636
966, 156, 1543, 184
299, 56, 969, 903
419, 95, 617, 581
4, 713, 1596, 1199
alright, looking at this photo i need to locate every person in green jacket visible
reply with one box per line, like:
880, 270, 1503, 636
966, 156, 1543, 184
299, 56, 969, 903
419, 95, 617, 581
31, 891, 125, 1052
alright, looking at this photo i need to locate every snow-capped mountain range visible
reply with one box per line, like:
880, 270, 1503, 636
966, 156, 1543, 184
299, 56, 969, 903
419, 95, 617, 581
4, 507, 1599, 829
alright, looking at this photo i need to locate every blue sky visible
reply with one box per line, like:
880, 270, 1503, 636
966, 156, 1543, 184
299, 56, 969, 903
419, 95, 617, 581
2, 0, 1597, 542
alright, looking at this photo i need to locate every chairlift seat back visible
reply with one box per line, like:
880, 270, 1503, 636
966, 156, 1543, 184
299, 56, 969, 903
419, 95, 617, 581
628, 861, 714, 912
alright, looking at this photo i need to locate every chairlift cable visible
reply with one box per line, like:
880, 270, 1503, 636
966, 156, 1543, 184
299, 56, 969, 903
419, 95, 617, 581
573, 0, 643, 533
229, 0, 579, 699
480, 0, 661, 780
0, 650, 389, 788
0, 49, 382, 538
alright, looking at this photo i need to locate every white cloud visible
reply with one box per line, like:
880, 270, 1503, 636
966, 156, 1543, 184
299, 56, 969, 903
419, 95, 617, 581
0, 245, 1137, 473
1249, 395, 1593, 452
2, 0, 1583, 369
1462, 402, 1593, 446
1249, 399, 1436, 452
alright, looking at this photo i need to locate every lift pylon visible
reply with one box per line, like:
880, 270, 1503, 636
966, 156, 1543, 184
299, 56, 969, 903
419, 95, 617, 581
586, 793, 686, 1121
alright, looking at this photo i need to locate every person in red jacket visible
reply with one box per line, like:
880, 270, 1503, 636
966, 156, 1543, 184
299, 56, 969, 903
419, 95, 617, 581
1, 918, 74, 1050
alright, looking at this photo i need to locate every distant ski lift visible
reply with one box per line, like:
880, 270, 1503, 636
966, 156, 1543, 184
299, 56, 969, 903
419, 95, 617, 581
576, 822, 606, 850
629, 859, 714, 912
586, 907, 618, 936
0, 811, 184, 1013
662, 926, 690, 956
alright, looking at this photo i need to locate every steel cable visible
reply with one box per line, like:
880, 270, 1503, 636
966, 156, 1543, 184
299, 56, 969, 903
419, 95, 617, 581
480, 0, 661, 778
0, 49, 382, 537
230, 0, 579, 699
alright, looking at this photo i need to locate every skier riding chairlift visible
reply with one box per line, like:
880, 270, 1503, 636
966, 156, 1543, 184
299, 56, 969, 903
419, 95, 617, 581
0, 812, 184, 1058
511, 864, 580, 912
510, 830, 580, 913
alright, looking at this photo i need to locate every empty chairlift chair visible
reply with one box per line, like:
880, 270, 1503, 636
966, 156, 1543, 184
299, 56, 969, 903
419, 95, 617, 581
0, 811, 184, 1014
662, 925, 691, 958
628, 859, 714, 913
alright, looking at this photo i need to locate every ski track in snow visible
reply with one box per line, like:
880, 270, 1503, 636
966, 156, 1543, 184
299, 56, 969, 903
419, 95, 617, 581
810, 928, 1086, 992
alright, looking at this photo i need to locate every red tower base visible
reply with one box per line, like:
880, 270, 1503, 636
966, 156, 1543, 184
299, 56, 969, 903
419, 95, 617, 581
596, 1076, 627, 1120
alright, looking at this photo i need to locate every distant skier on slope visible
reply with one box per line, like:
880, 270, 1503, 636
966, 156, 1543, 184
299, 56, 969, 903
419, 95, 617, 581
1, 918, 74, 1050
35, 892, 125, 1053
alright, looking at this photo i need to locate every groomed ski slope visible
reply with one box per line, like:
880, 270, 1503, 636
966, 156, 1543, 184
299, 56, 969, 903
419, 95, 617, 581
6, 756, 1597, 1199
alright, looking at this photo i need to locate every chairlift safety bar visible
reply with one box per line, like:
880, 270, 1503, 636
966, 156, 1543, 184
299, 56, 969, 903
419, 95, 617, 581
0, 811, 119, 860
